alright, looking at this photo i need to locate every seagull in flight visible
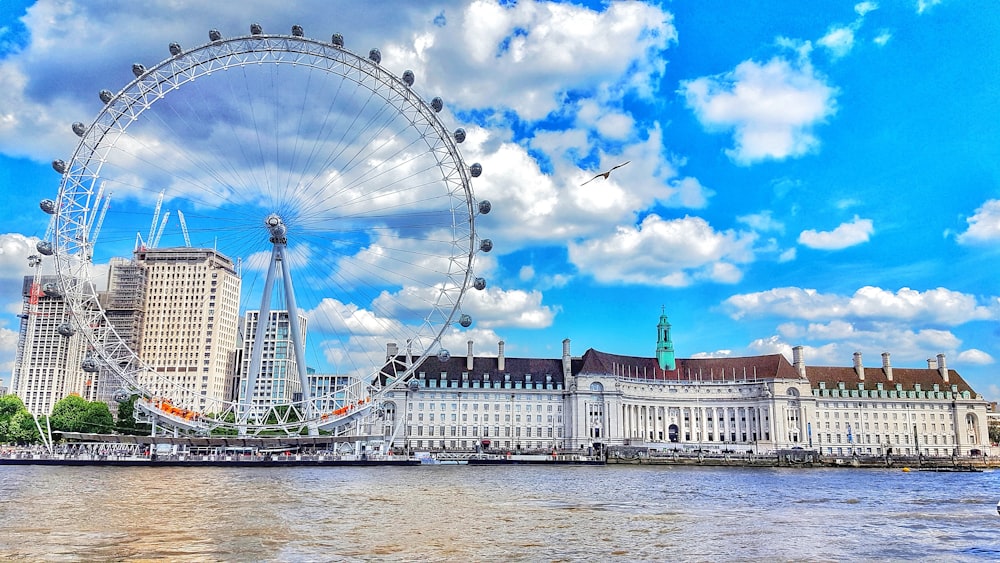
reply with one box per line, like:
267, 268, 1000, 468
580, 161, 631, 186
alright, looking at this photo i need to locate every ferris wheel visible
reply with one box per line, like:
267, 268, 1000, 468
42, 24, 492, 435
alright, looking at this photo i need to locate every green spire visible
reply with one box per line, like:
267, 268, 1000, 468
656, 306, 676, 371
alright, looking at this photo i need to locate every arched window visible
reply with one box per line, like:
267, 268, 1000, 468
590, 382, 604, 393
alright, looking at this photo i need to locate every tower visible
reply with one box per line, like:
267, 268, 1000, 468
655, 306, 676, 371
134, 247, 241, 412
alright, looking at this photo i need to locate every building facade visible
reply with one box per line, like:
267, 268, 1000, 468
134, 248, 242, 412
237, 310, 308, 408
379, 314, 992, 457
11, 275, 87, 415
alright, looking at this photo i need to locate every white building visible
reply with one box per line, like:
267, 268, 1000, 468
11, 275, 87, 415
237, 310, 308, 407
377, 314, 992, 458
134, 247, 241, 412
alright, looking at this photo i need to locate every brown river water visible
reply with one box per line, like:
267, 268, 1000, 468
1, 464, 998, 561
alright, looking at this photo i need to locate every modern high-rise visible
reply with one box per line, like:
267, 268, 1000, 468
237, 310, 308, 408
134, 247, 241, 412
11, 275, 87, 415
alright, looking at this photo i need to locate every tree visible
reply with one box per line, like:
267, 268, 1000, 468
81, 401, 115, 433
0, 395, 40, 445
49, 394, 90, 433
116, 395, 151, 435
989, 419, 1000, 445
8, 410, 41, 444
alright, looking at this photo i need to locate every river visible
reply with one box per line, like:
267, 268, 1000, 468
0, 464, 997, 561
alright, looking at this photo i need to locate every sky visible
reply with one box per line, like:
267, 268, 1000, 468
0, 0, 998, 401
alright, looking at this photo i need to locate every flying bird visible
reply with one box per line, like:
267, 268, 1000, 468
580, 161, 631, 186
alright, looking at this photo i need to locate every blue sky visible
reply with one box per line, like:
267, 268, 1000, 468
1, 0, 998, 400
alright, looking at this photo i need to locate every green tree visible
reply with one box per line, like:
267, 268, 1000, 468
8, 410, 41, 444
0, 395, 40, 445
81, 401, 115, 433
116, 395, 151, 435
49, 394, 91, 433
989, 420, 1000, 445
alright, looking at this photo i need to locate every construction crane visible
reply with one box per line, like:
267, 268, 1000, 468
147, 190, 164, 247
177, 210, 192, 247
152, 210, 170, 248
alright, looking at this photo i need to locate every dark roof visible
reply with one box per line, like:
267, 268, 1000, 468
576, 348, 801, 381
804, 366, 974, 394
380, 354, 565, 384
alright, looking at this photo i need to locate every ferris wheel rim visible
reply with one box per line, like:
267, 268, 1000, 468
49, 27, 482, 434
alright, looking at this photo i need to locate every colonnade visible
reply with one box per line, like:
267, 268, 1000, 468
620, 403, 772, 446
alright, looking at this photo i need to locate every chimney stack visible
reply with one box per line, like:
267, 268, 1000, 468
927, 358, 937, 369
562, 338, 572, 380
937, 353, 949, 383
498, 340, 505, 372
853, 351, 864, 381
792, 346, 806, 378
881, 352, 893, 381
467, 340, 474, 371
387, 342, 398, 361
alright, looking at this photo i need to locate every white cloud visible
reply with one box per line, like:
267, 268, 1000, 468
956, 348, 994, 365
874, 31, 892, 46
568, 214, 757, 286
956, 199, 1000, 244
818, 26, 855, 58
798, 215, 873, 249
738, 210, 785, 233
681, 56, 837, 165
917, 0, 943, 15
855, 2, 879, 17
724, 285, 999, 325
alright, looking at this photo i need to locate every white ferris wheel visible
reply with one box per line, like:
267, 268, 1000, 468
41, 24, 492, 436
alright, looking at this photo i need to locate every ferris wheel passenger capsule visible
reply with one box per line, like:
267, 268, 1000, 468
131, 63, 145, 78
52, 159, 66, 174
250, 23, 263, 35
369, 49, 382, 64
431, 97, 443, 113
57, 323, 76, 337
331, 33, 344, 47
99, 89, 113, 103
209, 29, 222, 42
81, 357, 100, 373
42, 282, 62, 299
291, 25, 304, 37
478, 200, 491, 215
473, 277, 486, 290
169, 43, 182, 56
40, 199, 56, 214
459, 314, 472, 328
36, 241, 53, 256
480, 239, 493, 253
402, 70, 415, 86
112, 389, 130, 403
454, 128, 466, 143
470, 163, 483, 177
437, 349, 451, 362
72, 122, 86, 137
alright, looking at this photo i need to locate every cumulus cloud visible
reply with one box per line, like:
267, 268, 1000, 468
724, 285, 999, 325
818, 26, 855, 58
956, 199, 1000, 244
681, 56, 837, 165
568, 214, 756, 286
798, 215, 873, 249
956, 348, 994, 365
